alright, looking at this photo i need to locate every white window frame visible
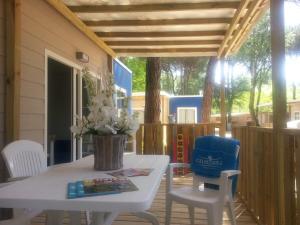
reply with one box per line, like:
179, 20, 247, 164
45, 50, 100, 162
114, 85, 127, 109
45, 50, 82, 162
177, 107, 198, 124
295, 111, 300, 120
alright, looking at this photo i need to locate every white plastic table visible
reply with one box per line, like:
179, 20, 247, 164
0, 154, 170, 225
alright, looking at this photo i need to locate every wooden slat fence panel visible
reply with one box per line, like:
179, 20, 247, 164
295, 136, 300, 224
281, 129, 300, 225
136, 123, 218, 161
232, 126, 300, 225
135, 126, 143, 155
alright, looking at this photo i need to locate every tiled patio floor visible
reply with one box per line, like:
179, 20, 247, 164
31, 176, 257, 225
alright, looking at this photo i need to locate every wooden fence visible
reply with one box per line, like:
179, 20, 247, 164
136, 123, 218, 157
232, 126, 300, 225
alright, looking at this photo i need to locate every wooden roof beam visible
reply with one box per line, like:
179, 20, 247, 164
217, 0, 252, 57
46, 0, 116, 57
97, 31, 225, 38
69, 2, 240, 13
114, 48, 218, 53
106, 40, 222, 46
116, 52, 217, 57
84, 18, 232, 27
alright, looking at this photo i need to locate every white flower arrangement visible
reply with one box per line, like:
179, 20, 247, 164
71, 71, 139, 137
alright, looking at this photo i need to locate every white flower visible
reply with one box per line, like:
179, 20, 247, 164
70, 126, 81, 135
70, 70, 139, 137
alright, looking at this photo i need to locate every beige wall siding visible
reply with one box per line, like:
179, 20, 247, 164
290, 103, 300, 120
20, 0, 108, 144
0, 0, 6, 181
132, 94, 170, 123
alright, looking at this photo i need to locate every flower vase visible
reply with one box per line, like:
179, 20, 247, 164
93, 135, 127, 171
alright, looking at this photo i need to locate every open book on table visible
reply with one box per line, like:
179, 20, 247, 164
67, 177, 138, 199
107, 168, 153, 177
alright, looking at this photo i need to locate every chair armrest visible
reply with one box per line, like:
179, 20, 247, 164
7, 176, 30, 182
166, 163, 191, 193
219, 170, 241, 198
221, 170, 241, 178
169, 163, 190, 169
0, 176, 30, 188
0, 182, 14, 188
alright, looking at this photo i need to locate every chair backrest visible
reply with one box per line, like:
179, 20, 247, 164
191, 136, 240, 194
1, 140, 47, 178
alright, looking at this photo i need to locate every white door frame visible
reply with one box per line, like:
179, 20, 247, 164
44, 49, 82, 163
177, 107, 198, 123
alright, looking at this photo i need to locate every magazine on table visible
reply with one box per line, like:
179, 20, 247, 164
67, 177, 138, 199
107, 168, 153, 177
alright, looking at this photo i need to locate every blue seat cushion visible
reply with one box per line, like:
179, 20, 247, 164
191, 136, 240, 195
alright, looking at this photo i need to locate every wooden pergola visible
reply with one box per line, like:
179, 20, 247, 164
43, 2, 287, 225
46, 0, 270, 136
7, 0, 289, 224
48, 0, 269, 58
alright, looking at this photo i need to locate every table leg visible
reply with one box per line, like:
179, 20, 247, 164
133, 211, 160, 225
46, 210, 64, 225
90, 212, 118, 225
91, 212, 104, 225
69, 211, 81, 225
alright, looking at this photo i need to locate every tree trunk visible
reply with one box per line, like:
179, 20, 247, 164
227, 99, 233, 124
293, 82, 296, 100
255, 78, 263, 126
201, 57, 217, 122
249, 62, 259, 126
144, 57, 161, 123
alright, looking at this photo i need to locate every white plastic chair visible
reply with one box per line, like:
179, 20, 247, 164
1, 140, 90, 225
0, 181, 36, 225
165, 163, 240, 225
1, 140, 46, 225
2, 140, 47, 178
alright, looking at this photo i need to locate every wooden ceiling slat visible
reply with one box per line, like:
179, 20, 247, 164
114, 48, 218, 53
97, 31, 225, 38
116, 52, 217, 57
69, 2, 240, 13
53, 0, 268, 57
230, 2, 268, 54
84, 18, 232, 27
224, 0, 266, 56
217, 0, 251, 57
106, 40, 222, 46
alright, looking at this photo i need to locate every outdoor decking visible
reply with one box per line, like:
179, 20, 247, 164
31, 176, 257, 225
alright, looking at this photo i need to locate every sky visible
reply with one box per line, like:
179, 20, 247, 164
215, 1, 300, 85
285, 1, 300, 28
285, 1, 300, 84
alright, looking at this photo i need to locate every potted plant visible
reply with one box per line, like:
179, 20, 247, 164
71, 73, 139, 170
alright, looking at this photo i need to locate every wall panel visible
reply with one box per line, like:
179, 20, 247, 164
20, 0, 109, 144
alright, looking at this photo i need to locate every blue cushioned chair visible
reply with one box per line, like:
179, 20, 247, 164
192, 136, 240, 195
165, 136, 240, 225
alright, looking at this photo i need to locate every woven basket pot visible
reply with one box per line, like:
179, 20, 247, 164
93, 135, 127, 171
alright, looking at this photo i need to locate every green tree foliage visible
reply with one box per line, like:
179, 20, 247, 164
121, 57, 208, 95
213, 72, 250, 116
233, 13, 271, 126
160, 57, 208, 95
286, 25, 300, 53
120, 57, 146, 92
226, 74, 250, 123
